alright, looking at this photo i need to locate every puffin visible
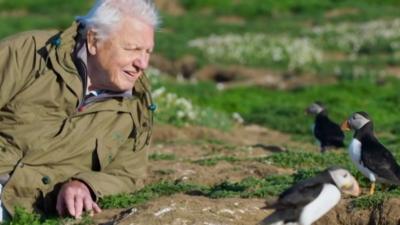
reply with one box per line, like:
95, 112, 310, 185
260, 167, 360, 225
306, 102, 345, 153
341, 111, 400, 195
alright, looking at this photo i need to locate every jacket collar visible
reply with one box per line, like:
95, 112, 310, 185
47, 22, 84, 101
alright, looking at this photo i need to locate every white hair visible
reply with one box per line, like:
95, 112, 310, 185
77, 0, 160, 41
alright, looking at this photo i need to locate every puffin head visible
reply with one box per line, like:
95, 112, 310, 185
341, 111, 371, 131
306, 101, 325, 116
327, 166, 360, 197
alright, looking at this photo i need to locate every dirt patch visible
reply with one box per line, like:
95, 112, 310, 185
95, 194, 266, 225
147, 124, 297, 185
150, 54, 199, 79
324, 51, 348, 61
324, 8, 360, 19
216, 16, 246, 25
0, 9, 28, 17
151, 124, 315, 151
386, 66, 400, 79
194, 65, 337, 90
146, 160, 291, 186
314, 198, 400, 225
94, 196, 400, 225
150, 55, 338, 90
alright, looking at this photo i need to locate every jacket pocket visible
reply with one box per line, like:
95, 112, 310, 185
95, 139, 119, 170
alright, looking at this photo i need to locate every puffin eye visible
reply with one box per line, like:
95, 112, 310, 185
343, 173, 348, 178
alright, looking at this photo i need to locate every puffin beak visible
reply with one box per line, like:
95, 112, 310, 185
341, 120, 351, 131
342, 180, 361, 197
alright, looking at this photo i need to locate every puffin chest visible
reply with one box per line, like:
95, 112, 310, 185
349, 139, 362, 163
299, 184, 341, 225
349, 138, 376, 181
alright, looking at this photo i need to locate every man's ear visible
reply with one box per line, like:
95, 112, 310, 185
87, 29, 98, 55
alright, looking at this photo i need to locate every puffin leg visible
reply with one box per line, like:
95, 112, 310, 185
369, 182, 376, 195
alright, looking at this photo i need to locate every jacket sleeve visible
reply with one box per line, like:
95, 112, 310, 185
72, 136, 148, 200
0, 36, 38, 109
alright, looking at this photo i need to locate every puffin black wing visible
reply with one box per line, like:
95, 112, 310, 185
262, 181, 324, 224
314, 114, 345, 148
361, 136, 400, 183
271, 174, 329, 209
261, 171, 334, 225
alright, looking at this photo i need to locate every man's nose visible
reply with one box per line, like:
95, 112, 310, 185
133, 51, 150, 70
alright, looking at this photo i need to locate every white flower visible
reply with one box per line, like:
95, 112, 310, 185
177, 110, 185, 119
188, 33, 323, 71
152, 87, 166, 99
232, 112, 244, 124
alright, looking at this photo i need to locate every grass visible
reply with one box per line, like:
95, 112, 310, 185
160, 77, 400, 149
207, 175, 294, 198
156, 0, 400, 74
149, 153, 176, 161
0, 0, 93, 38
99, 175, 295, 209
263, 150, 351, 169
192, 156, 241, 166
2, 0, 400, 75
0, 207, 93, 225
350, 187, 400, 209
149, 79, 235, 130
98, 169, 400, 211
179, 0, 400, 19
99, 182, 207, 209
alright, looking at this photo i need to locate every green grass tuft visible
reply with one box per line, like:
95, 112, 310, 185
149, 153, 176, 161
262, 150, 351, 169
192, 156, 240, 166
350, 192, 387, 210
99, 182, 207, 209
0, 207, 93, 225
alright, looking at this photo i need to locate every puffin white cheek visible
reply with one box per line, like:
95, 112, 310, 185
342, 184, 360, 197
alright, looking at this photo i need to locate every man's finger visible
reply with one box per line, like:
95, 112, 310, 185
74, 195, 84, 219
65, 193, 76, 217
83, 196, 93, 216
92, 202, 102, 214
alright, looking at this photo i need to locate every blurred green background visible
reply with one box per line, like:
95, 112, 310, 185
1, 0, 400, 145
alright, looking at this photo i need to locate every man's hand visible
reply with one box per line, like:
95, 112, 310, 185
56, 180, 102, 218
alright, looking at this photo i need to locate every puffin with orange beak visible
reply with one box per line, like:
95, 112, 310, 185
341, 111, 400, 195
260, 167, 360, 225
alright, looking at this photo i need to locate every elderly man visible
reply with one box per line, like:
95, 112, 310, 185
0, 0, 159, 220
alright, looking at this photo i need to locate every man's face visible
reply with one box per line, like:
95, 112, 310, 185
87, 17, 154, 92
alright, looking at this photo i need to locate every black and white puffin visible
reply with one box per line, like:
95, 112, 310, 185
341, 111, 400, 195
306, 102, 345, 153
260, 167, 360, 225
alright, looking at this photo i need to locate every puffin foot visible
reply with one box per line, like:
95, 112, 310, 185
369, 182, 376, 195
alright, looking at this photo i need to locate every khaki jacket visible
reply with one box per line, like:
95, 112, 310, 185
0, 22, 153, 215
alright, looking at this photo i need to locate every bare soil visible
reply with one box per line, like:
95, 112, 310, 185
149, 55, 338, 90
92, 124, 400, 225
